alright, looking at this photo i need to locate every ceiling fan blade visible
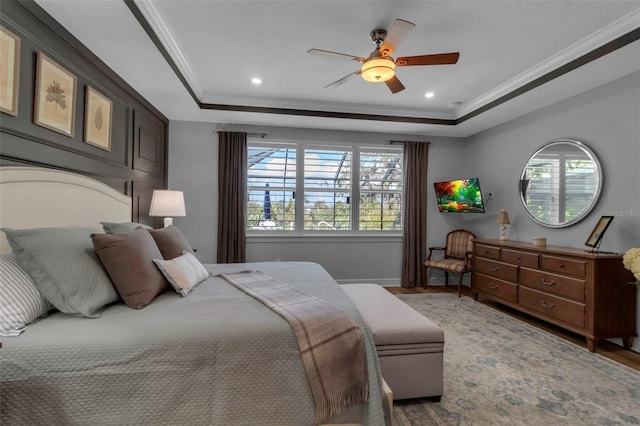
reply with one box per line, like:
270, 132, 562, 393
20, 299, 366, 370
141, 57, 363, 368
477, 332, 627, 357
307, 49, 365, 62
385, 76, 405, 94
379, 19, 415, 57
324, 70, 362, 89
396, 52, 460, 66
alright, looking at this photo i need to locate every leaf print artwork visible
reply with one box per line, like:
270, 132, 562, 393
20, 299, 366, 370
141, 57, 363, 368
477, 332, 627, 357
34, 53, 76, 136
84, 86, 112, 150
45, 80, 67, 110
94, 106, 103, 130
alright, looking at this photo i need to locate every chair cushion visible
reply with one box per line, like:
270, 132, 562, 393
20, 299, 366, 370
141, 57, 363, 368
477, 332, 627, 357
425, 258, 470, 273
446, 231, 474, 258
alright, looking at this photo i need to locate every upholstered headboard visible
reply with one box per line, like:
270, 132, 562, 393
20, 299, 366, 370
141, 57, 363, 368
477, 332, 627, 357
0, 166, 132, 253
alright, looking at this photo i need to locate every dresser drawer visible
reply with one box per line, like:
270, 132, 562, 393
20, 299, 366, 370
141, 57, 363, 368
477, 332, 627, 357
541, 255, 586, 278
474, 273, 517, 303
520, 268, 586, 302
475, 258, 517, 282
501, 249, 539, 268
518, 287, 585, 328
475, 244, 500, 260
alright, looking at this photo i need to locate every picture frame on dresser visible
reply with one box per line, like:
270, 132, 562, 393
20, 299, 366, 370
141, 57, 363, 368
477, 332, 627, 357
84, 86, 112, 151
584, 215, 613, 249
0, 25, 20, 116
34, 52, 77, 137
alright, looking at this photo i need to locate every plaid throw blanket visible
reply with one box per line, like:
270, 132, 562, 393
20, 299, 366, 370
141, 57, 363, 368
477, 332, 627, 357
220, 271, 369, 422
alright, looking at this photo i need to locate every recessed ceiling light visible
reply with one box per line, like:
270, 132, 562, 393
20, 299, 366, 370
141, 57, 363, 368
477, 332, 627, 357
425, 91, 434, 98
251, 77, 262, 85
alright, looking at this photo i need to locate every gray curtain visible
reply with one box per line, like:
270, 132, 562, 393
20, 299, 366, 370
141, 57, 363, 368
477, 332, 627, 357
216, 131, 247, 263
401, 141, 430, 287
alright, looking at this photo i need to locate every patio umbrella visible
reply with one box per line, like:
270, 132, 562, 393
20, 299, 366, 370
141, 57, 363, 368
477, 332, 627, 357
263, 183, 271, 220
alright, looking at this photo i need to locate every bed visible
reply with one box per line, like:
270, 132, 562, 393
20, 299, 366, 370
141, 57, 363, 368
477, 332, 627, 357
0, 166, 389, 425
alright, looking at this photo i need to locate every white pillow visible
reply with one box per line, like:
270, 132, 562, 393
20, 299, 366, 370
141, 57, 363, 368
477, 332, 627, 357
153, 251, 210, 296
0, 253, 52, 336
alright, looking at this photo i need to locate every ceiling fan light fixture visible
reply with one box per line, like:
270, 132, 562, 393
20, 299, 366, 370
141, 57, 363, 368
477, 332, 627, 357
361, 57, 395, 82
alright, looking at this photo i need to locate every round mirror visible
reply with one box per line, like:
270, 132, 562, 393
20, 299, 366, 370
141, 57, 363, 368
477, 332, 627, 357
520, 139, 602, 228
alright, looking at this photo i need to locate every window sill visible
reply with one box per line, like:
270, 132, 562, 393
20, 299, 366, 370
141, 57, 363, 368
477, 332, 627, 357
246, 233, 403, 244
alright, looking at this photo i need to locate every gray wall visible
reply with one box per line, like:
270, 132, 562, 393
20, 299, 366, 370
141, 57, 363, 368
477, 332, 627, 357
463, 72, 640, 351
463, 72, 640, 251
167, 121, 219, 264
168, 72, 639, 349
169, 72, 639, 275
168, 123, 465, 283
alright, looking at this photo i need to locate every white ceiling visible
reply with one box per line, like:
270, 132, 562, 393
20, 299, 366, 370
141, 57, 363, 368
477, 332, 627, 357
36, 0, 640, 137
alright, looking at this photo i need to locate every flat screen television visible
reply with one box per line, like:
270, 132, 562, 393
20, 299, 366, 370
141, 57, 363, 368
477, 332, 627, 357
434, 177, 486, 213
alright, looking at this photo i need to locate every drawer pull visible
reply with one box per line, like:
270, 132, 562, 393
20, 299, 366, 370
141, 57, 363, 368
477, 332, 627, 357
489, 283, 499, 290
541, 300, 555, 308
489, 266, 499, 272
541, 278, 556, 286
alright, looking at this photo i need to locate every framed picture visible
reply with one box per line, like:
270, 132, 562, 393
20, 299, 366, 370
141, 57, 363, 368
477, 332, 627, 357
0, 25, 20, 116
84, 86, 112, 151
585, 215, 613, 248
34, 52, 77, 136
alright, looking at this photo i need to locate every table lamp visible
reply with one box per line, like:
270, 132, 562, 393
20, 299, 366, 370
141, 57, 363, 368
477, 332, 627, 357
149, 189, 186, 227
495, 209, 511, 241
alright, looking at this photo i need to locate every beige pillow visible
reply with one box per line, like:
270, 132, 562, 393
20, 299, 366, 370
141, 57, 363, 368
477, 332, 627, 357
92, 228, 170, 309
153, 251, 210, 296
147, 226, 194, 260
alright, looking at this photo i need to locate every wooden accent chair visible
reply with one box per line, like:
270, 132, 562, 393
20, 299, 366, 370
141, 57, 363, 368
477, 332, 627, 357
423, 229, 476, 297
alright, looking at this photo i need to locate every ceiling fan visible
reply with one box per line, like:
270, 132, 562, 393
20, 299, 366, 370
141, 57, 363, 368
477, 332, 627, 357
307, 19, 459, 94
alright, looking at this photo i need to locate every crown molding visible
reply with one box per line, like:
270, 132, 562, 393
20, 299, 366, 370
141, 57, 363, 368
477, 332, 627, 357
457, 8, 640, 118
132, 0, 204, 99
200, 93, 457, 121
126, 1, 638, 128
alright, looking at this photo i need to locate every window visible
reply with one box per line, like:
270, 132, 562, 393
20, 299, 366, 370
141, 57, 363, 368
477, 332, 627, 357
247, 144, 296, 230
247, 142, 403, 233
359, 149, 403, 230
304, 147, 351, 231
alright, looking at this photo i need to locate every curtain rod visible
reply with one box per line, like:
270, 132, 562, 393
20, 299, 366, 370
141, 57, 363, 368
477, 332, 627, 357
214, 130, 268, 138
387, 140, 431, 145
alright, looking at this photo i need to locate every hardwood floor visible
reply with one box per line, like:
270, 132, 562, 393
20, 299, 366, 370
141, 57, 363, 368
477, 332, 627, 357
386, 284, 640, 372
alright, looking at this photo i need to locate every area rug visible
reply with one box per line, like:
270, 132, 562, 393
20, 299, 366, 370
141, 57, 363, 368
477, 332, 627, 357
392, 293, 640, 426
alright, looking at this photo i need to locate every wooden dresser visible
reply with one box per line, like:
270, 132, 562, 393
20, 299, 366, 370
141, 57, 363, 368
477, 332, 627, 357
472, 239, 636, 352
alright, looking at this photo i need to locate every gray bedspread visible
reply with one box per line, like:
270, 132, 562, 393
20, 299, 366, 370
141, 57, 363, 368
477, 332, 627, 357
0, 262, 388, 425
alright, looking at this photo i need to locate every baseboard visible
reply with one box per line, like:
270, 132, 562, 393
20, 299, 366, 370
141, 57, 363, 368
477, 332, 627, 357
335, 280, 462, 287
336, 278, 400, 287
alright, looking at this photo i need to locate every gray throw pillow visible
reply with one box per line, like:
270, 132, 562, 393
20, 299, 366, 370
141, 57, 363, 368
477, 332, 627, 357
101, 222, 153, 234
2, 227, 119, 318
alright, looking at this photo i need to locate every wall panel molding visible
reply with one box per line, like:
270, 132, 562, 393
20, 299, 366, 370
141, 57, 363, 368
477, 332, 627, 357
0, 0, 168, 221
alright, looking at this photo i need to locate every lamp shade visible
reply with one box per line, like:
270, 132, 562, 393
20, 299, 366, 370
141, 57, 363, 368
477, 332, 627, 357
149, 190, 186, 217
495, 209, 511, 225
361, 57, 396, 82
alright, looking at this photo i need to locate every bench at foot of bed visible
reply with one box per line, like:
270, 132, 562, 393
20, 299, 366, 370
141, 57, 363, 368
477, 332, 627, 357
342, 283, 444, 401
